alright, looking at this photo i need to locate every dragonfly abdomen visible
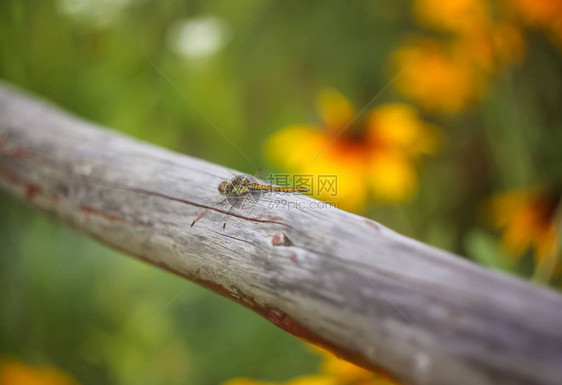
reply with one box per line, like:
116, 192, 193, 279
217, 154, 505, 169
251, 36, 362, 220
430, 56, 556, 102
250, 183, 309, 193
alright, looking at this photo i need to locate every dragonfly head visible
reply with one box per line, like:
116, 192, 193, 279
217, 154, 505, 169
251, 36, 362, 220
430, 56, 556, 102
218, 181, 229, 195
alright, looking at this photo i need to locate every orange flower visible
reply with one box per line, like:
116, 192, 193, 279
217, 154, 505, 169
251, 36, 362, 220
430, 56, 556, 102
486, 187, 561, 263
223, 375, 338, 385
0, 360, 79, 385
456, 23, 525, 72
507, 0, 562, 49
222, 345, 401, 385
413, 0, 489, 34
223, 380, 274, 385
551, 17, 562, 48
395, 0, 530, 114
507, 0, 562, 28
265, 90, 440, 211
391, 40, 485, 113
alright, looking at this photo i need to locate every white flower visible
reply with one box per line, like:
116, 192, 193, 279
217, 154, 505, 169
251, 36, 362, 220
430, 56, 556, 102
167, 16, 231, 60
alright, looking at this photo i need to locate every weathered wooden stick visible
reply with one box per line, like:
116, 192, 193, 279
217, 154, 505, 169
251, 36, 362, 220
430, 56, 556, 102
0, 82, 561, 385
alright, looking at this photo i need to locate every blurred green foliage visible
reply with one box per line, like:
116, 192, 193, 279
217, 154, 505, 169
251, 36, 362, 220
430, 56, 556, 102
0, 0, 561, 384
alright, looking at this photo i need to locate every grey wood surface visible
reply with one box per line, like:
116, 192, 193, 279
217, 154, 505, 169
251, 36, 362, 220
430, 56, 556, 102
0, 82, 561, 385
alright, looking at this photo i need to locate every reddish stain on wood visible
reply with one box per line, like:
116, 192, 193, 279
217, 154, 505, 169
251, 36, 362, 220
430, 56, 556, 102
0, 165, 42, 200
0, 136, 35, 158
364, 220, 381, 231
80, 205, 137, 226
99, 239, 396, 381
25, 183, 41, 199
0, 165, 26, 185
192, 277, 395, 379
8, 146, 35, 158
0, 134, 8, 149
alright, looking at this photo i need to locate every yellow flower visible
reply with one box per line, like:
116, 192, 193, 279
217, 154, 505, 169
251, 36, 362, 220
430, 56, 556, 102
318, 349, 399, 385
316, 89, 356, 131
486, 187, 561, 263
283, 375, 339, 385
364, 103, 440, 156
366, 152, 417, 203
0, 360, 79, 385
391, 39, 485, 113
265, 90, 440, 211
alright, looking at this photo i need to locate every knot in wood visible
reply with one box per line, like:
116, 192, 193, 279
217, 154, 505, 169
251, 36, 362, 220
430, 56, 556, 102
271, 232, 293, 246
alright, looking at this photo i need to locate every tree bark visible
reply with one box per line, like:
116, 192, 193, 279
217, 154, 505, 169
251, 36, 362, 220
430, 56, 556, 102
0, 82, 561, 385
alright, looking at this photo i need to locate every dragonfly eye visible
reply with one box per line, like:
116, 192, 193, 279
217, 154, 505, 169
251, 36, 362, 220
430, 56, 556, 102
218, 181, 228, 195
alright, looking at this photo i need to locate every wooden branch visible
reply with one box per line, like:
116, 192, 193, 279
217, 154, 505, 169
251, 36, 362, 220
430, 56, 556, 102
0, 82, 561, 385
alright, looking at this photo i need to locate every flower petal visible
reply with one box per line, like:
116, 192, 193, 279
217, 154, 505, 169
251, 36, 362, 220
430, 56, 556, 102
316, 89, 356, 131
366, 103, 442, 156
368, 152, 418, 203
265, 124, 327, 169
391, 40, 484, 113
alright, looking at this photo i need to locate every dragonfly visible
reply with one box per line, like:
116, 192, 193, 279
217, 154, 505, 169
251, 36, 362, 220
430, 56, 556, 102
191, 174, 309, 228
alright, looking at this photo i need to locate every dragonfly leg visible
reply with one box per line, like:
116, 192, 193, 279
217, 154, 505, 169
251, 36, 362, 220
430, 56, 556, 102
223, 206, 234, 229
190, 210, 207, 227
191, 198, 229, 228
